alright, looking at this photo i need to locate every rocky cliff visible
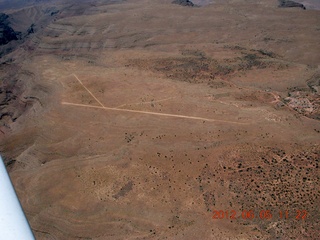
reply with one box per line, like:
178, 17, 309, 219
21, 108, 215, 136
0, 13, 20, 45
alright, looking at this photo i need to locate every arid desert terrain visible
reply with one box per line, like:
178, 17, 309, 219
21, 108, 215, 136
0, 0, 319, 239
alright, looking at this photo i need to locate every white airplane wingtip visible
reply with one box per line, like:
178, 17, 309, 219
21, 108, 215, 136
0, 156, 35, 240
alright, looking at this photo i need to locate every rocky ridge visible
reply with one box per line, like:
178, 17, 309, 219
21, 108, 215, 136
172, 0, 195, 7
278, 0, 306, 9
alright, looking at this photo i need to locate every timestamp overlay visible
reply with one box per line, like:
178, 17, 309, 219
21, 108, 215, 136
209, 207, 318, 239
212, 210, 308, 220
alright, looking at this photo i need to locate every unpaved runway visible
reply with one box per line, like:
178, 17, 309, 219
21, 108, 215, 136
64, 74, 249, 124
61, 101, 249, 124
73, 74, 105, 108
